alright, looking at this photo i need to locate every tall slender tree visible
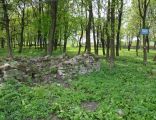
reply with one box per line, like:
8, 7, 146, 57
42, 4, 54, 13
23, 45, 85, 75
137, 0, 150, 65
18, 1, 26, 53
106, 0, 111, 60
86, 0, 92, 53
38, 0, 42, 49
116, 0, 123, 56
1, 0, 13, 58
47, 0, 58, 55
110, 0, 116, 68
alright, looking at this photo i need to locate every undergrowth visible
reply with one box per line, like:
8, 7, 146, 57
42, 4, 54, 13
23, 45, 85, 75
0, 49, 156, 120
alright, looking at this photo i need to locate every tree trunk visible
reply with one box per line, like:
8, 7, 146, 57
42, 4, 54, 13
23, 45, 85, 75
1, 38, 5, 48
47, 0, 58, 55
128, 40, 132, 51
54, 31, 59, 50
146, 35, 149, 53
63, 22, 68, 54
2, 0, 13, 58
110, 0, 116, 68
44, 36, 47, 51
96, 0, 101, 55
106, 0, 110, 60
136, 36, 140, 56
116, 0, 123, 56
154, 41, 156, 49
101, 27, 105, 55
142, 20, 147, 65
63, 38, 67, 54
137, 0, 150, 65
96, 26, 99, 55
86, 0, 92, 53
38, 0, 42, 49
78, 24, 83, 55
19, 8, 25, 53
92, 19, 97, 54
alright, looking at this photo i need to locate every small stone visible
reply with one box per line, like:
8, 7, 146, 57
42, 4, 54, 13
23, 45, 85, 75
75, 55, 82, 60
83, 53, 88, 57
56, 83, 61, 86
3, 69, 26, 81
0, 63, 11, 71
88, 69, 93, 73
89, 56, 94, 64
10, 61, 18, 68
64, 61, 71, 65
17, 63, 27, 72
116, 109, 124, 116
79, 66, 88, 74
44, 55, 50, 59
71, 58, 78, 65
81, 101, 98, 112
58, 67, 64, 70
57, 70, 64, 76
94, 62, 101, 71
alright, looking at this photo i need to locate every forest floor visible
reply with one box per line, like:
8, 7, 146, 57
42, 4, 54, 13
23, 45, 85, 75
0, 48, 156, 120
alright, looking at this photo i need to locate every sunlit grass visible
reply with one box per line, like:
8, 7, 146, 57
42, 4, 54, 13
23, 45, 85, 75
0, 46, 156, 119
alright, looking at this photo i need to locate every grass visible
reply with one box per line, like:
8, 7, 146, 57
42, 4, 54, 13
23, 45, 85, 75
0, 48, 45, 57
0, 47, 79, 57
0, 47, 156, 120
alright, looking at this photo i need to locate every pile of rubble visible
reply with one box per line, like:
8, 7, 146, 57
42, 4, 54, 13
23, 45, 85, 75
0, 54, 101, 84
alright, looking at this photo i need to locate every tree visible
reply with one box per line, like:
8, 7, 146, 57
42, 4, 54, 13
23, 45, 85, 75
38, 0, 43, 49
116, 0, 123, 56
47, 0, 58, 55
106, 0, 111, 60
110, 0, 116, 68
137, 0, 150, 65
1, 0, 13, 58
18, 0, 26, 53
86, 0, 92, 53
96, 0, 101, 55
77, 0, 85, 55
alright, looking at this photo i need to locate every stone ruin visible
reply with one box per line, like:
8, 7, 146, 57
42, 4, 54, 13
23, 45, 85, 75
0, 54, 101, 84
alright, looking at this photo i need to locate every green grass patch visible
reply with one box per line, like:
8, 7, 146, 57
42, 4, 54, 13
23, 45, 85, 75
0, 48, 156, 120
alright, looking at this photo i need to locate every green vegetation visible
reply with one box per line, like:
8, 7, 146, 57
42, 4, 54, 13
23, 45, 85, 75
50, 66, 58, 74
0, 48, 45, 57
0, 0, 156, 119
0, 50, 156, 120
